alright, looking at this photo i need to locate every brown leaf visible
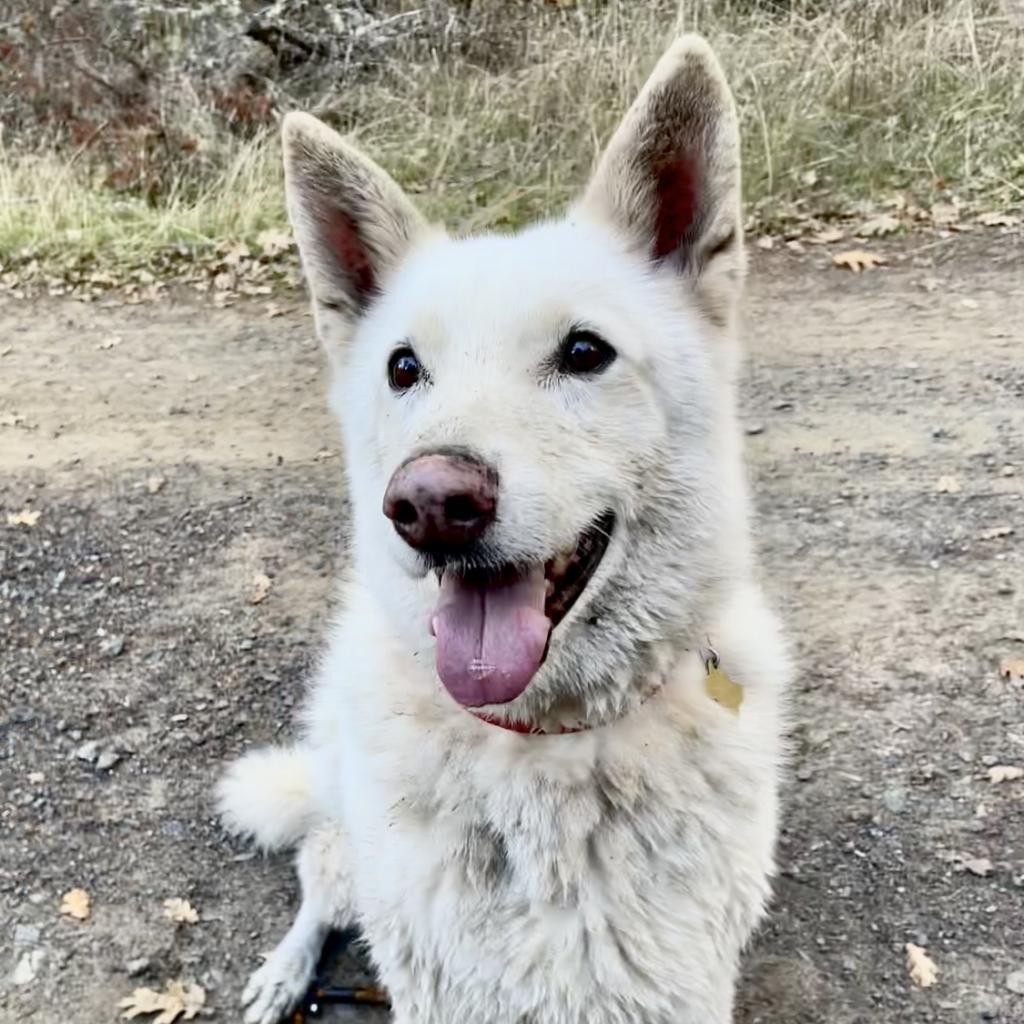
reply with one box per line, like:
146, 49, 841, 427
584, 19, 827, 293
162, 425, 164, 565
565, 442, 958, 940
222, 242, 251, 267
833, 250, 886, 273
249, 572, 272, 605
6, 509, 41, 527
162, 897, 199, 924
857, 214, 901, 237
905, 943, 938, 988
977, 211, 1020, 228
119, 981, 205, 1024
255, 229, 294, 257
930, 202, 961, 227
935, 475, 961, 494
809, 227, 845, 245
988, 765, 1024, 783
60, 888, 91, 921
999, 657, 1024, 683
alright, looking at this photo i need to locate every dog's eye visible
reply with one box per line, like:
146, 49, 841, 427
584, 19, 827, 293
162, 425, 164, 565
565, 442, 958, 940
558, 330, 616, 376
388, 347, 422, 391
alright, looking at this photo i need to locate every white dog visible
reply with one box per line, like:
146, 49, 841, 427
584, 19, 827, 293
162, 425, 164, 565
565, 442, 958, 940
218, 33, 790, 1024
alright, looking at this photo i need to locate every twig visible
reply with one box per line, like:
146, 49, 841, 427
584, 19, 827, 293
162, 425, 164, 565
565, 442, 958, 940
244, 18, 333, 69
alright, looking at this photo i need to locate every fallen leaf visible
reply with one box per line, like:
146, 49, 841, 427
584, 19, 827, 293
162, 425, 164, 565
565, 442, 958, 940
988, 765, 1024, 783
833, 250, 886, 273
930, 202, 961, 227
935, 475, 961, 494
119, 981, 205, 1024
255, 228, 294, 256
162, 898, 199, 924
249, 572, 272, 605
264, 302, 285, 319
60, 888, 91, 921
905, 943, 938, 988
977, 211, 1020, 228
6, 509, 41, 527
962, 856, 993, 877
857, 214, 901, 237
222, 242, 251, 267
809, 227, 845, 245
999, 657, 1024, 682
145, 475, 166, 494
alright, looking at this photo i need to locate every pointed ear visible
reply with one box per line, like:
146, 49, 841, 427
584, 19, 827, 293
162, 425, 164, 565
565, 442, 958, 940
578, 35, 744, 325
282, 112, 429, 342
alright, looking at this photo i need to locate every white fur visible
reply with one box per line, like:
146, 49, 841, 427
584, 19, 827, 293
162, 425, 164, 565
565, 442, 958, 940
218, 34, 791, 1024
217, 746, 313, 851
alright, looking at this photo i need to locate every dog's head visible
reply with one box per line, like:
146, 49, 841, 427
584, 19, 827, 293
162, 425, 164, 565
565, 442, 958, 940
285, 37, 748, 722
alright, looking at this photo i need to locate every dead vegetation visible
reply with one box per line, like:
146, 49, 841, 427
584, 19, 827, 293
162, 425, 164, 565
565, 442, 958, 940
1, 0, 1022, 297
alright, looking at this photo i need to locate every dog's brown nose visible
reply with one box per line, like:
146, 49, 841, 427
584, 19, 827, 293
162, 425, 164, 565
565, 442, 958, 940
383, 452, 498, 553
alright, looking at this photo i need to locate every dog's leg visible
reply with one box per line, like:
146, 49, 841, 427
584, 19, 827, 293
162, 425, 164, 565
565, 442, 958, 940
242, 822, 353, 1024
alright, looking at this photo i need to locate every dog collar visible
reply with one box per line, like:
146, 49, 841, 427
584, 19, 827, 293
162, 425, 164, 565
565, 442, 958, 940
469, 646, 742, 736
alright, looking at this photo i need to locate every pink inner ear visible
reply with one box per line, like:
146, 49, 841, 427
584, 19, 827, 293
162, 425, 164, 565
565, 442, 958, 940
320, 205, 376, 304
653, 158, 700, 262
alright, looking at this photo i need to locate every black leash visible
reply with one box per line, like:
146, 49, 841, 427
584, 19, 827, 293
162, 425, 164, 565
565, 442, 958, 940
291, 928, 391, 1021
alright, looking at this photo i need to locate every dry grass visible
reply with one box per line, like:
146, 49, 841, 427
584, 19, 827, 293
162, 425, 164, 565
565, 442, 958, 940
1, 0, 1022, 285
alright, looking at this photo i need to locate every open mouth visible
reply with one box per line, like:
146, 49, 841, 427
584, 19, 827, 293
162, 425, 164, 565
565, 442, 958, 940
430, 511, 615, 707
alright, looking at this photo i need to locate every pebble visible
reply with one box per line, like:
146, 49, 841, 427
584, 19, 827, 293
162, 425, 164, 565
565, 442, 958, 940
14, 924, 40, 947
75, 740, 100, 763
126, 957, 151, 977
96, 749, 122, 771
744, 423, 766, 436
881, 788, 907, 814
11, 949, 44, 985
1007, 970, 1024, 995
99, 635, 125, 658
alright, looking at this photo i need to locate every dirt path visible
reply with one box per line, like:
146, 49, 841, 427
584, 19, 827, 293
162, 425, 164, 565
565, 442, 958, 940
2, 243, 1022, 1024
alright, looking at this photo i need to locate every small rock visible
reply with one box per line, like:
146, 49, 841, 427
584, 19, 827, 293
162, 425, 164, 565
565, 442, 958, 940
75, 740, 100, 763
14, 924, 40, 947
11, 949, 44, 985
96, 749, 121, 771
963, 857, 994, 877
773, 400, 794, 411
744, 423, 766, 436
1007, 970, 1024, 995
882, 788, 908, 814
125, 956, 151, 977
795, 764, 813, 782
99, 635, 125, 658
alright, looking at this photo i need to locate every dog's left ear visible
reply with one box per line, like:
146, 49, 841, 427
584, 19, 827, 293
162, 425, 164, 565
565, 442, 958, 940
579, 35, 744, 325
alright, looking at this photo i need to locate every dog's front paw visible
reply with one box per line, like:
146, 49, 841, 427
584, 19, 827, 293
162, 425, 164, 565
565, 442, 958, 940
241, 943, 317, 1024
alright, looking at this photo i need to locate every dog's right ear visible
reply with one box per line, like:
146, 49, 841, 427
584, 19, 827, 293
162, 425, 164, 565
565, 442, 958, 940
282, 112, 429, 345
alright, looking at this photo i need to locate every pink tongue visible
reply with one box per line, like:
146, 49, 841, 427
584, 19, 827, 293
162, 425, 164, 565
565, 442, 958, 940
431, 566, 551, 707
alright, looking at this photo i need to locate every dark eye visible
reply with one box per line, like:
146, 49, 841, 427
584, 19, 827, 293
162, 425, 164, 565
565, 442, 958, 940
388, 346, 422, 391
558, 329, 616, 376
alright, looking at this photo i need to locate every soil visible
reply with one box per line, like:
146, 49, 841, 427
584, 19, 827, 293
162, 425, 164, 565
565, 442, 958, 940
1, 237, 1022, 1024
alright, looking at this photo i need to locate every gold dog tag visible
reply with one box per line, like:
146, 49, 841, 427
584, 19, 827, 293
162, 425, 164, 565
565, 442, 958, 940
702, 646, 743, 712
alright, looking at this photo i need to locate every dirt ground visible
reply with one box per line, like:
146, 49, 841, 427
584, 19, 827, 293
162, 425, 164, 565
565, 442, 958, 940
2, 237, 1022, 1024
